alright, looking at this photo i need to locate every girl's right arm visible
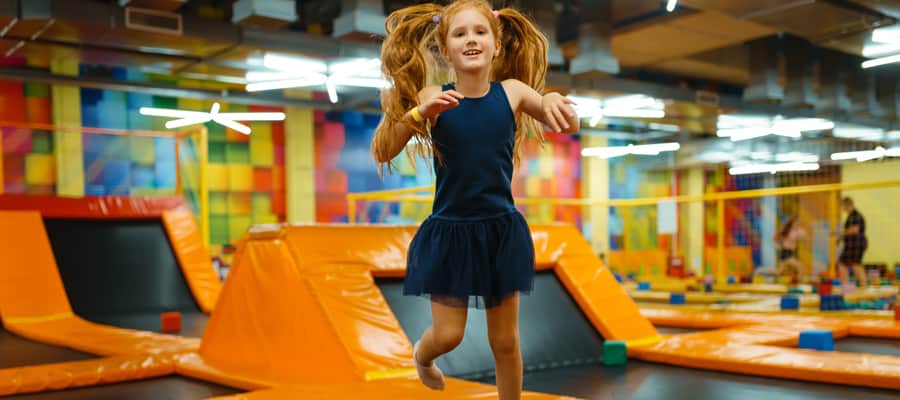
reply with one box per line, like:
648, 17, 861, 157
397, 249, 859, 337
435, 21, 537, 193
372, 85, 462, 163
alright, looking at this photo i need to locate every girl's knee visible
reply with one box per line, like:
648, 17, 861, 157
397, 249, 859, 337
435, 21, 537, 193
488, 331, 520, 356
432, 328, 464, 352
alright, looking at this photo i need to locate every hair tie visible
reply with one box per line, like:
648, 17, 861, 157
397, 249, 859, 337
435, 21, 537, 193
432, 14, 440, 24
492, 10, 500, 18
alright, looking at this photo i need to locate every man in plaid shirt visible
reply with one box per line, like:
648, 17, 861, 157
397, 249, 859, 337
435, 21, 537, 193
838, 197, 868, 286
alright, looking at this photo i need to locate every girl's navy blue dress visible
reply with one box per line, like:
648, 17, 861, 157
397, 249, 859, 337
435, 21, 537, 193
404, 81, 535, 309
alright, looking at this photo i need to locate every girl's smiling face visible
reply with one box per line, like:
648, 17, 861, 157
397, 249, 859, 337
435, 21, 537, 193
442, 7, 500, 74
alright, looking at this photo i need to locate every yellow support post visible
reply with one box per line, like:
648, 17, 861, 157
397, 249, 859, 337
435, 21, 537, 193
622, 206, 631, 251
199, 126, 210, 248
716, 198, 725, 283
348, 197, 357, 224
828, 189, 839, 278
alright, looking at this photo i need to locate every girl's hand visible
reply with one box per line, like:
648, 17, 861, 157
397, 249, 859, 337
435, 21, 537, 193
541, 93, 576, 133
417, 90, 465, 119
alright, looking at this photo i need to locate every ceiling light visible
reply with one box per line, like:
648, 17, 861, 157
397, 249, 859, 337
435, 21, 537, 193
246, 54, 389, 103
729, 162, 820, 175
139, 102, 285, 135
830, 146, 900, 162
862, 53, 900, 69
581, 142, 680, 159
666, 0, 678, 12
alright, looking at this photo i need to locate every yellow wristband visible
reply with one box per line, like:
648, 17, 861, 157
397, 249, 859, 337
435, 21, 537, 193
409, 106, 424, 122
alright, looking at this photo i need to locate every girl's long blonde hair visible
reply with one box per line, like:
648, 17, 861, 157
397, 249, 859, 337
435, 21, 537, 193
373, 0, 549, 174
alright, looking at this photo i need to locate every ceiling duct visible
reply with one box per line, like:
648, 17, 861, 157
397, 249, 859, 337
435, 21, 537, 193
232, 0, 297, 30
783, 35, 817, 108
880, 76, 900, 120
518, 0, 564, 66
815, 49, 852, 114
118, 0, 186, 12
124, 6, 182, 36
743, 35, 783, 102
851, 67, 887, 118
332, 0, 385, 40
568, 0, 619, 76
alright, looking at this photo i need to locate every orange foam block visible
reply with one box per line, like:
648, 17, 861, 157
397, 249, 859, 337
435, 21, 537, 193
161, 311, 182, 334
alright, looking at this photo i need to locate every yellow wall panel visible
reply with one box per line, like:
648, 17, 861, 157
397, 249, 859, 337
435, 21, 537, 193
208, 163, 229, 191
228, 164, 253, 191
25, 154, 56, 185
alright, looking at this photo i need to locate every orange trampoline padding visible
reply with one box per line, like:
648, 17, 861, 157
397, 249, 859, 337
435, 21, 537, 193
0, 211, 200, 357
641, 306, 900, 339
196, 223, 656, 388
0, 354, 175, 396
0, 194, 184, 219
162, 208, 222, 313
203, 377, 577, 399
632, 339, 900, 390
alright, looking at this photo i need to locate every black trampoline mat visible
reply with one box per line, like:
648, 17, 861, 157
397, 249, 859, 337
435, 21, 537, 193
4, 376, 241, 400
835, 337, 900, 357
0, 325, 94, 369
378, 271, 604, 380
43, 219, 201, 321
378, 271, 900, 399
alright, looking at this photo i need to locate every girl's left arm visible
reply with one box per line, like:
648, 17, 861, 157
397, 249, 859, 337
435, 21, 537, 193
502, 79, 579, 134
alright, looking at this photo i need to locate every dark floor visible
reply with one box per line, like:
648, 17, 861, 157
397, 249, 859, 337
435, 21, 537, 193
85, 312, 210, 338
478, 362, 900, 400
835, 337, 900, 357
0, 326, 94, 368
5, 376, 240, 400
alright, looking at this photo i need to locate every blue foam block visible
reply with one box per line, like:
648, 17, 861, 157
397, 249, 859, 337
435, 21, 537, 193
704, 282, 713, 292
798, 330, 834, 351
727, 276, 736, 284
669, 293, 686, 305
832, 279, 842, 286
637, 281, 650, 291
613, 273, 623, 283
819, 294, 846, 311
780, 295, 800, 310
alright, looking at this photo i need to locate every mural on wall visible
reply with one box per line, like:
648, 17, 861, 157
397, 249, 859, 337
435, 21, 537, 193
513, 132, 582, 228
0, 68, 288, 251
316, 110, 434, 223
607, 150, 674, 251
1, 80, 55, 195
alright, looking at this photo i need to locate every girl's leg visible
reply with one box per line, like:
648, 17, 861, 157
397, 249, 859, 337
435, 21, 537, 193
414, 298, 468, 390
853, 264, 867, 286
486, 293, 522, 400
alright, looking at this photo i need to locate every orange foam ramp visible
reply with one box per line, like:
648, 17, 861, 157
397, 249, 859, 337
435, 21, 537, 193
0, 211, 200, 356
162, 208, 222, 313
188, 223, 655, 393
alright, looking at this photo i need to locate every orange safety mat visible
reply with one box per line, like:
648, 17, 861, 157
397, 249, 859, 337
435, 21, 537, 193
641, 306, 900, 338
635, 305, 900, 389
162, 208, 222, 313
0, 211, 199, 394
0, 354, 176, 396
0, 194, 184, 219
632, 339, 900, 390
189, 223, 658, 391
204, 377, 577, 399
